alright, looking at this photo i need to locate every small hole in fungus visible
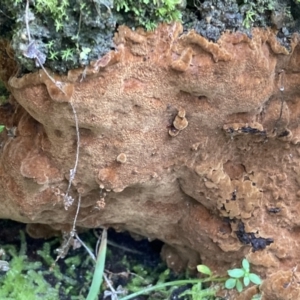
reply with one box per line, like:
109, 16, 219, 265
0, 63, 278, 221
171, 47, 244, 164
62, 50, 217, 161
54, 129, 62, 138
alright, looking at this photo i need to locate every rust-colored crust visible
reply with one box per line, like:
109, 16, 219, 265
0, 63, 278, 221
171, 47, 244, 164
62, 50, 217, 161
0, 25, 299, 299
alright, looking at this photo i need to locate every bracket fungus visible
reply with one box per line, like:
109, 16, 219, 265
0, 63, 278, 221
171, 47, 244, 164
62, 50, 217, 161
116, 153, 127, 164
169, 108, 188, 137
1, 23, 300, 299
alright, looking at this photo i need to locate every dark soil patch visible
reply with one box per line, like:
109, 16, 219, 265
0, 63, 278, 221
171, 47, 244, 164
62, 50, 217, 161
0, 220, 190, 300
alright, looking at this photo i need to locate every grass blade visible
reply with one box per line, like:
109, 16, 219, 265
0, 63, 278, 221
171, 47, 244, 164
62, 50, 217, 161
86, 229, 107, 300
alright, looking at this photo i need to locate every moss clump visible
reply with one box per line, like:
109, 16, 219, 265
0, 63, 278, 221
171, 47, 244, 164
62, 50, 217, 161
183, 0, 296, 42
240, 0, 277, 29
0, 255, 59, 300
0, 231, 60, 300
115, 0, 184, 31
0, 230, 94, 300
1, 0, 116, 73
0, 0, 184, 74
0, 0, 299, 73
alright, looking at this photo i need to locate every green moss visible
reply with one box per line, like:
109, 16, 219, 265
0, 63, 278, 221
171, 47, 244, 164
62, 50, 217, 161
115, 0, 184, 31
240, 0, 276, 28
0, 0, 116, 73
0, 232, 59, 300
0, 0, 298, 73
183, 0, 296, 42
0, 0, 185, 73
0, 230, 95, 300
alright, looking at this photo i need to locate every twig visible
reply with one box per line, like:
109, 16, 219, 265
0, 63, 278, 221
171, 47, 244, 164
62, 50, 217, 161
24, 0, 66, 94
80, 65, 87, 82
0, 9, 13, 19
105, 269, 145, 281
75, 233, 96, 261
76, 10, 82, 38
75, 231, 119, 299
71, 194, 81, 233
52, 195, 82, 266
93, 229, 143, 255
119, 278, 225, 300
64, 101, 80, 209
35, 55, 63, 87
25, 0, 31, 41
273, 70, 285, 133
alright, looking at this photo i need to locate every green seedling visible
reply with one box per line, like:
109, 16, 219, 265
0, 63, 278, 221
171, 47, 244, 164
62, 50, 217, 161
86, 242, 262, 300
225, 258, 262, 293
61, 48, 74, 61
49, 50, 59, 60
0, 125, 5, 133
46, 40, 55, 50
243, 9, 256, 28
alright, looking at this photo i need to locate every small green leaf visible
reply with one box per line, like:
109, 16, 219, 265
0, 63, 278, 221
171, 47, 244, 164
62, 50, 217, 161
244, 275, 250, 287
0, 125, 5, 133
236, 279, 243, 292
82, 47, 91, 54
158, 7, 167, 16
249, 273, 262, 285
79, 47, 91, 60
49, 51, 59, 60
225, 278, 236, 289
197, 265, 212, 276
242, 259, 250, 272
228, 268, 245, 278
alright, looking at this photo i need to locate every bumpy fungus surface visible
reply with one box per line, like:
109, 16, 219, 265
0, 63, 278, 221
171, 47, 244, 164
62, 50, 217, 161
1, 24, 300, 299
